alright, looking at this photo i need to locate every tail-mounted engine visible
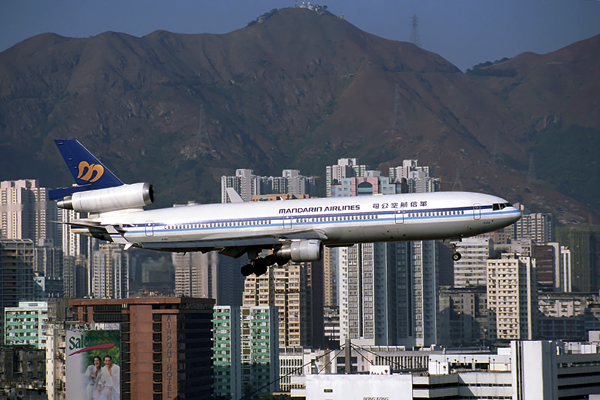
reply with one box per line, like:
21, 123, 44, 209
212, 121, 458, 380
57, 182, 154, 213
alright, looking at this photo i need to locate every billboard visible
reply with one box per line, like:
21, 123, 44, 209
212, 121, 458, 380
66, 324, 121, 400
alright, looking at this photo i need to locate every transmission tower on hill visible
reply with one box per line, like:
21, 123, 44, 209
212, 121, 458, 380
409, 14, 421, 47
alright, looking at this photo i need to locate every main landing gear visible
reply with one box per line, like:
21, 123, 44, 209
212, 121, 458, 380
240, 255, 278, 277
451, 241, 462, 262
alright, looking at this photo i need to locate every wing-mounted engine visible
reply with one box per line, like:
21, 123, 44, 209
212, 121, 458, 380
273, 239, 323, 263
57, 182, 154, 213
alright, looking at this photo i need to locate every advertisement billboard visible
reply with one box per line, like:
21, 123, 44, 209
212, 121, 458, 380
66, 324, 121, 400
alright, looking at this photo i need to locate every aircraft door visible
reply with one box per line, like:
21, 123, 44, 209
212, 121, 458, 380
145, 221, 154, 236
473, 204, 481, 220
283, 216, 293, 229
395, 208, 404, 224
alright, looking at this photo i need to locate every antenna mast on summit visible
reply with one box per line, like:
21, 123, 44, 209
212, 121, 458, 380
409, 14, 421, 47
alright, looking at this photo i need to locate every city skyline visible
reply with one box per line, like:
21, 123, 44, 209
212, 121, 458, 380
3, 157, 600, 398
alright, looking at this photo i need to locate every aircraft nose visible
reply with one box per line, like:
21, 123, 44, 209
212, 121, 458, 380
509, 205, 522, 224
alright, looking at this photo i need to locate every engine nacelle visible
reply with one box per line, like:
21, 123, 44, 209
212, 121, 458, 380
273, 240, 323, 263
57, 183, 154, 213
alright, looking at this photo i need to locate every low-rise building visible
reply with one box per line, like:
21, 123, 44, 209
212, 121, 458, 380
4, 301, 48, 349
302, 340, 600, 399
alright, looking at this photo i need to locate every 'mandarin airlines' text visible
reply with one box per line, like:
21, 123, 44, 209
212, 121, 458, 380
279, 205, 360, 214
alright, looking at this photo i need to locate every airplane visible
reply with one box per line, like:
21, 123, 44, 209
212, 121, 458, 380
50, 139, 522, 276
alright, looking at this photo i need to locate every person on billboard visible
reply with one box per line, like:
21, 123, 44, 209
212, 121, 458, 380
98, 355, 120, 400
85, 356, 102, 400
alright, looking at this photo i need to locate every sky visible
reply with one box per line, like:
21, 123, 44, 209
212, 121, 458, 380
1, 0, 599, 71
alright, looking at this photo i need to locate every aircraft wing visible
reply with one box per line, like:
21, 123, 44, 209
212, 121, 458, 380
140, 228, 328, 257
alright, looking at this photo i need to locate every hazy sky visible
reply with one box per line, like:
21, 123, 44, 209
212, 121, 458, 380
1, 0, 599, 71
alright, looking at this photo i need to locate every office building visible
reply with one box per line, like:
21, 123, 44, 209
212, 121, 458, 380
487, 254, 537, 342
91, 242, 129, 299
453, 238, 493, 288
557, 227, 600, 292
70, 297, 215, 400
1, 239, 35, 338
4, 301, 48, 349
533, 242, 561, 291
560, 245, 572, 292
212, 305, 279, 399
279, 347, 333, 392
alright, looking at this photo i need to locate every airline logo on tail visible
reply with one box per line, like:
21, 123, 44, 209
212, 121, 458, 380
78, 161, 104, 182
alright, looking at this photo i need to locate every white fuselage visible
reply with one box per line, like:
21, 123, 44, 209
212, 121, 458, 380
87, 191, 521, 252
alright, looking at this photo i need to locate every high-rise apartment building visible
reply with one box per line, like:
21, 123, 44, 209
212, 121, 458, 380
4, 301, 48, 349
514, 204, 554, 244
389, 160, 440, 193
173, 250, 248, 306
91, 243, 129, 299
325, 158, 368, 197
173, 251, 217, 298
486, 254, 537, 341
222, 169, 315, 203
438, 286, 487, 347
537, 292, 599, 341
261, 169, 316, 198
212, 305, 279, 399
0, 239, 34, 338
0, 180, 56, 244
221, 169, 259, 203
212, 306, 242, 399
332, 158, 439, 347
453, 238, 493, 288
56, 208, 87, 298
243, 263, 310, 347
70, 297, 215, 400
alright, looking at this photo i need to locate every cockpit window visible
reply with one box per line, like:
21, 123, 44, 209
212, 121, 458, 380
493, 203, 512, 211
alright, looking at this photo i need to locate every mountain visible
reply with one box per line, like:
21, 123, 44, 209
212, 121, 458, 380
467, 34, 600, 217
0, 8, 597, 225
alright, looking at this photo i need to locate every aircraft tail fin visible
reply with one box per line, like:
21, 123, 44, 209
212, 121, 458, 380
49, 139, 124, 200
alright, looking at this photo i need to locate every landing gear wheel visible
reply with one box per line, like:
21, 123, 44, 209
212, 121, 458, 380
241, 263, 254, 277
452, 252, 462, 262
253, 258, 268, 276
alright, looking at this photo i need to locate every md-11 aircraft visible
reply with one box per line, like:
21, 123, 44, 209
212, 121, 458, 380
50, 139, 521, 276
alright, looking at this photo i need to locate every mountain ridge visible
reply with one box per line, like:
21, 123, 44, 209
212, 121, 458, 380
0, 8, 597, 225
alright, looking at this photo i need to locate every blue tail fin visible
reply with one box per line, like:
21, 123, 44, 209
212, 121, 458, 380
49, 139, 124, 200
